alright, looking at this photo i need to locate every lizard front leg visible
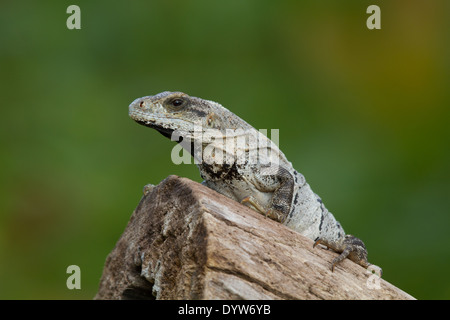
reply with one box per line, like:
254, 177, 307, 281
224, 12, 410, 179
241, 195, 287, 222
241, 165, 294, 223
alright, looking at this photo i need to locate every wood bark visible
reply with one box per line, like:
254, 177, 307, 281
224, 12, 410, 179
95, 175, 414, 300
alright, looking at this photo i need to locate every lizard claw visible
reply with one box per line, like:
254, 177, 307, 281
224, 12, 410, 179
241, 196, 266, 214
265, 208, 288, 223
313, 238, 324, 249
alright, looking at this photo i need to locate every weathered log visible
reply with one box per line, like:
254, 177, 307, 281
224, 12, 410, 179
95, 175, 414, 300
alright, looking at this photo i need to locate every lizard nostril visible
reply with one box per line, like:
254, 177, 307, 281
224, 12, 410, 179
139, 101, 145, 108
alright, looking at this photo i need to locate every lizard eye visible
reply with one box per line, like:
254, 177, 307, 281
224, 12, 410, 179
166, 97, 188, 111
172, 99, 184, 107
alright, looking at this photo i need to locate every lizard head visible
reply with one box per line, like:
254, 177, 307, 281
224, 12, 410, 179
129, 91, 193, 139
129, 91, 282, 168
129, 91, 251, 141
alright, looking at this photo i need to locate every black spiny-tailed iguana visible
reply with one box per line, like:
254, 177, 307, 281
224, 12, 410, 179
128, 91, 382, 275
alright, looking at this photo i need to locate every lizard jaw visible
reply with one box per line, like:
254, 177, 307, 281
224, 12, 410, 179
134, 119, 175, 140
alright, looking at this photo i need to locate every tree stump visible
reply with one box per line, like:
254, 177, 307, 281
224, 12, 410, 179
95, 175, 414, 300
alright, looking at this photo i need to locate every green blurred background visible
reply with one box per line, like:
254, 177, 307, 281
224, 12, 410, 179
0, 0, 449, 299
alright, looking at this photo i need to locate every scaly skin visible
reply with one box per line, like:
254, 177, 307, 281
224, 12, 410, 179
128, 91, 382, 275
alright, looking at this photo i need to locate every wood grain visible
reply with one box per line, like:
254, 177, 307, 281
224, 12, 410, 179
95, 175, 414, 300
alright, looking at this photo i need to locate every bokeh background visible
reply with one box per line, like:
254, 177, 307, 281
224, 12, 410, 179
0, 0, 449, 299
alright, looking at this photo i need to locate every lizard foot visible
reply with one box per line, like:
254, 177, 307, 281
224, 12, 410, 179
241, 196, 287, 223
313, 235, 382, 276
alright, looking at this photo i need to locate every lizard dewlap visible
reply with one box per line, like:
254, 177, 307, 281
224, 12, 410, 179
129, 91, 382, 276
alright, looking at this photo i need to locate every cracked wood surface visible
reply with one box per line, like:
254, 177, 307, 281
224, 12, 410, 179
95, 175, 414, 300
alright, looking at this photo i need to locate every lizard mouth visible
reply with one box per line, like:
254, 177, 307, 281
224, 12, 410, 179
134, 120, 177, 140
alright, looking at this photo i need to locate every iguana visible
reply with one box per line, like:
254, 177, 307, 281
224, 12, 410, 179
128, 91, 382, 275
